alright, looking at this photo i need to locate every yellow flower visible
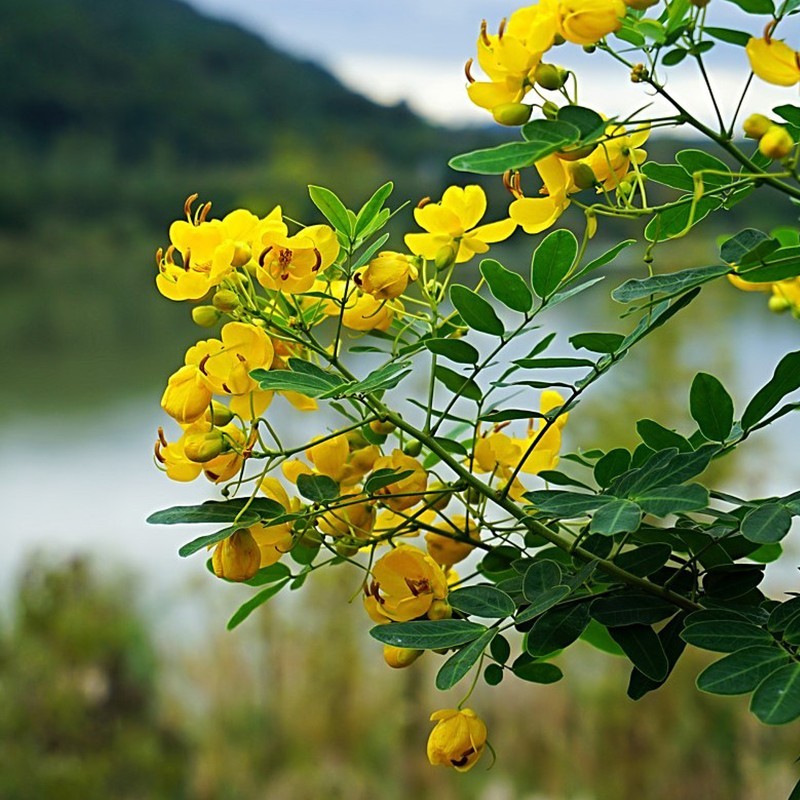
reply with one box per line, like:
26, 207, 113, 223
746, 37, 800, 87
161, 364, 213, 424
256, 224, 340, 294
427, 708, 488, 773
211, 529, 261, 582
321, 281, 402, 331
318, 494, 377, 540
771, 279, 800, 313
580, 123, 649, 190
759, 125, 795, 160
423, 512, 481, 567
358, 251, 418, 300
370, 450, 428, 512
383, 645, 423, 668
252, 477, 298, 567
364, 544, 448, 623
283, 433, 380, 487
405, 186, 516, 264
555, 0, 626, 45
509, 155, 571, 234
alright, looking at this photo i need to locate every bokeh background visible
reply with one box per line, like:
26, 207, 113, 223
2, 0, 799, 797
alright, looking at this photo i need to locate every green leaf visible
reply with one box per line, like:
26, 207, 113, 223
308, 185, 352, 237
662, 47, 688, 65
636, 419, 692, 452
531, 229, 579, 299
340, 360, 413, 396
449, 585, 516, 618
252, 368, 339, 398
615, 544, 672, 577
641, 162, 695, 191
704, 26, 751, 46
179, 524, 243, 558
681, 620, 773, 652
572, 239, 636, 281
515, 586, 572, 624
697, 646, 791, 695
524, 490, 611, 518
350, 232, 391, 272
675, 149, 731, 186
570, 332, 624, 354
449, 123, 578, 174
484, 664, 504, 685
590, 499, 643, 535
511, 656, 564, 684
245, 562, 292, 586
635, 483, 709, 516
774, 104, 800, 127
514, 356, 594, 370
768, 597, 800, 634
581, 619, 626, 656
148, 498, 283, 526
609, 446, 717, 497
612, 264, 729, 303
227, 579, 290, 630
627, 613, 688, 699
737, 246, 800, 283
609, 624, 669, 682
556, 105, 605, 138
783, 614, 800, 645
742, 351, 800, 431
594, 449, 632, 488
590, 594, 676, 627
364, 468, 415, 494
296, 473, 339, 502
522, 560, 563, 600
719, 228, 778, 264
480, 258, 533, 313
449, 284, 504, 336
724, 0, 774, 13
644, 196, 722, 242
690, 372, 735, 442
490, 634, 511, 664
741, 503, 793, 544
750, 663, 800, 724
526, 601, 591, 656
425, 338, 479, 365
434, 364, 482, 402
436, 629, 497, 690
369, 619, 488, 650
354, 182, 393, 238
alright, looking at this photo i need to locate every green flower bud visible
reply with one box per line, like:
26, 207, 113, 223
569, 162, 598, 190
625, 0, 659, 9
424, 481, 452, 512
769, 295, 791, 313
491, 102, 533, 126
427, 599, 453, 621
582, 44, 597, 53
212, 289, 240, 312
434, 244, 458, 271
535, 63, 567, 91
183, 429, 228, 463
557, 143, 597, 161
403, 440, 423, 457
230, 241, 252, 268
370, 420, 396, 435
191, 305, 222, 328
542, 100, 560, 120
209, 401, 234, 426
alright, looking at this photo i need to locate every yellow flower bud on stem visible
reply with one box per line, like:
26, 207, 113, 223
212, 529, 261, 582
759, 125, 794, 160
743, 114, 772, 140
192, 305, 222, 328
184, 429, 229, 463
427, 599, 453, 620
212, 289, 241, 312
383, 645, 424, 668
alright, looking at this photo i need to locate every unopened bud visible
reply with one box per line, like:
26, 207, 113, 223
759, 125, 794, 160
211, 529, 261, 582
744, 113, 772, 140
231, 241, 252, 268
192, 305, 221, 327
424, 481, 452, 512
403, 440, 423, 457
346, 429, 370, 449
465, 485, 483, 505
383, 645, 423, 668
492, 102, 533, 126
535, 63, 567, 91
335, 540, 360, 558
557, 143, 597, 161
582, 43, 597, 53
690, 0, 709, 7
427, 599, 453, 621
370, 420, 396, 435
542, 100, 560, 120
212, 290, 240, 312
769, 294, 791, 313
569, 162, 598, 190
184, 430, 228, 463
553, 33, 566, 45
630, 63, 648, 83
209, 401, 234, 426
434, 244, 458, 271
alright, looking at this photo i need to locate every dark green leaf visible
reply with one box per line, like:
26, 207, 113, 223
609, 624, 669, 682
308, 185, 352, 236
594, 449, 632, 488
627, 613, 688, 699
511, 655, 564, 683
742, 351, 800, 431
227, 579, 290, 630
532, 229, 579, 299
556, 105, 604, 138
719, 228, 778, 264
450, 284, 504, 336
615, 544, 672, 577
690, 372, 734, 441
354, 182, 393, 238
246, 562, 292, 586
515, 586, 572, 624
480, 258, 533, 313
436, 629, 497, 690
635, 483, 709, 516
641, 162, 695, 191
514, 357, 594, 369
741, 503, 793, 544
484, 664, 505, 685
704, 26, 751, 46
369, 619, 488, 649
590, 499, 643, 535
644, 196, 722, 242
434, 364, 482, 402
337, 360, 413, 396
570, 332, 624, 353
522, 560, 563, 600
774, 104, 800, 127
612, 264, 729, 303
751, 663, 800, 724
425, 338, 480, 365
364, 468, 415, 494
724, 0, 774, 13
525, 490, 611, 518
768, 596, 800, 634
572, 239, 636, 281
675, 149, 731, 185
526, 601, 591, 656
590, 594, 676, 627
681, 620, 773, 652
662, 47, 688, 65
296, 473, 339, 502
252, 368, 339, 398
449, 585, 516, 618
147, 499, 281, 526
490, 634, 511, 664
636, 419, 692, 452
179, 524, 242, 558
697, 646, 791, 695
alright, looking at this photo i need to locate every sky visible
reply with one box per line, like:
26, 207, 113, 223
184, 0, 795, 129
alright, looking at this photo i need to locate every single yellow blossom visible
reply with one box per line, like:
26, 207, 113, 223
423, 513, 482, 567
256, 224, 340, 294
427, 708, 488, 773
371, 450, 429, 512
358, 251, 419, 300
211, 529, 261, 582
746, 37, 800, 87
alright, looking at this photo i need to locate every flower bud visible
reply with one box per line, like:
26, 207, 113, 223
542, 100, 560, 120
427, 599, 453, 621
424, 481, 452, 512
370, 420, 396, 435
383, 645, 423, 668
403, 440, 423, 457
335, 540, 360, 558
212, 289, 240, 312
569, 162, 598, 190
491, 102, 533, 126
209, 400, 234, 426
557, 143, 597, 161
434, 244, 458, 271
184, 429, 228, 463
211, 529, 261, 582
464, 486, 483, 505
535, 63, 568, 91
744, 113, 773, 140
553, 33, 566, 45
231, 241, 252, 268
769, 294, 791, 313
759, 125, 794, 160
630, 63, 648, 83
582, 44, 597, 53
192, 305, 222, 328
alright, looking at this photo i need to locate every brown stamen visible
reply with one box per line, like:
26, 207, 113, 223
464, 58, 475, 84
312, 247, 322, 272
258, 246, 273, 267
498, 17, 507, 38
417, 196, 432, 209
480, 19, 490, 46
184, 193, 198, 221
198, 201, 212, 224
154, 440, 165, 464
198, 354, 210, 375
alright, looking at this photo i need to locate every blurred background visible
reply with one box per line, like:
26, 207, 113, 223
1, 0, 799, 797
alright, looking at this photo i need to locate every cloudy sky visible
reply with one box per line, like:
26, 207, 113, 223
186, 0, 795, 128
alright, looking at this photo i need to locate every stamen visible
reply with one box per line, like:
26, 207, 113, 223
480, 19, 490, 46
198, 201, 212, 224
259, 246, 273, 267
157, 426, 169, 447
417, 196, 432, 209
154, 440, 165, 464
312, 247, 322, 272
464, 58, 475, 84
184, 193, 198, 221
198, 354, 210, 375
498, 17, 507, 38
